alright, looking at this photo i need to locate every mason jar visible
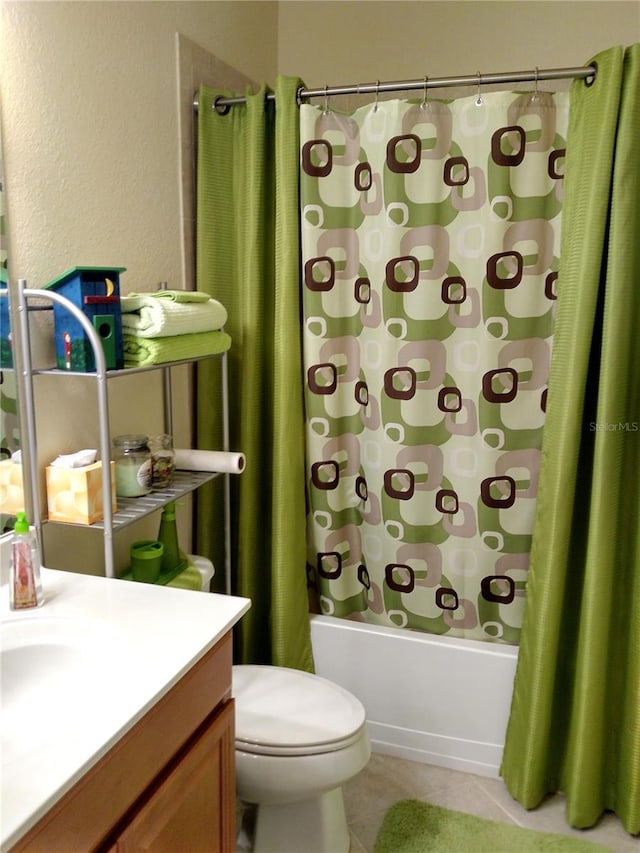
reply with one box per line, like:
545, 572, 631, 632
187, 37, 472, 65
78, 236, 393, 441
148, 433, 176, 489
112, 434, 153, 497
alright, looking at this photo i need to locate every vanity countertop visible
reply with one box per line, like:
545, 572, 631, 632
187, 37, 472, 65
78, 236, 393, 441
0, 567, 250, 851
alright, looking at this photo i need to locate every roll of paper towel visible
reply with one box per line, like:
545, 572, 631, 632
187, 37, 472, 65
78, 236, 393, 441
174, 449, 246, 474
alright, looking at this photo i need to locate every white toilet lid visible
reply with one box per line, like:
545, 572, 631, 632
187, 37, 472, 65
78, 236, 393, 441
233, 665, 366, 756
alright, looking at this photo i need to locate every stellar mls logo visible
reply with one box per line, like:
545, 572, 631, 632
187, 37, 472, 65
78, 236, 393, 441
589, 421, 639, 432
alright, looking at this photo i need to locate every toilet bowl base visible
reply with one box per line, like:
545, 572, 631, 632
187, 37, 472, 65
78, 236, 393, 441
250, 786, 349, 853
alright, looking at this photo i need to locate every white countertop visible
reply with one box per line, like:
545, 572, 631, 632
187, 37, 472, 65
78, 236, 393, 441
0, 566, 250, 851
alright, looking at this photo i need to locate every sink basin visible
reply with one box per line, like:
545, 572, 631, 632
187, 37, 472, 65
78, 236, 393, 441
2, 639, 90, 708
0, 616, 121, 766
1, 617, 106, 707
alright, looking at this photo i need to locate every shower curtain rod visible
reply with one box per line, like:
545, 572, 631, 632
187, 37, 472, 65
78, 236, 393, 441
194, 64, 596, 112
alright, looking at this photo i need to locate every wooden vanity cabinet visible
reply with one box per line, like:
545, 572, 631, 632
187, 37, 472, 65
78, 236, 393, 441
10, 632, 236, 853
105, 700, 235, 852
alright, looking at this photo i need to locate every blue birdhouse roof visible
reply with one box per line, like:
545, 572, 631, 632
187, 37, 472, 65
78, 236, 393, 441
44, 266, 127, 291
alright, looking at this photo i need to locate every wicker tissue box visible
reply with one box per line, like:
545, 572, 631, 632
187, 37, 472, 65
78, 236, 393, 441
46, 461, 117, 525
0, 458, 25, 514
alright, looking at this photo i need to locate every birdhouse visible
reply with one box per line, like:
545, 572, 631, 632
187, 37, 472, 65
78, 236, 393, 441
44, 267, 126, 371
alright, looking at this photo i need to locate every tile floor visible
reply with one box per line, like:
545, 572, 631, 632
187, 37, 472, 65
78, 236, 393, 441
344, 752, 639, 853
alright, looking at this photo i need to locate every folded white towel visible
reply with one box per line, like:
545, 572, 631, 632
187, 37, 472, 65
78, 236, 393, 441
120, 294, 228, 338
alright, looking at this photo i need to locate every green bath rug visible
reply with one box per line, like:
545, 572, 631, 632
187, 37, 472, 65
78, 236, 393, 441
374, 800, 613, 853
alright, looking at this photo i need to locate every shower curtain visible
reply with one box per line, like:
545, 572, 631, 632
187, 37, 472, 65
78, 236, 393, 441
196, 78, 313, 671
502, 44, 640, 836
194, 43, 638, 833
301, 88, 570, 643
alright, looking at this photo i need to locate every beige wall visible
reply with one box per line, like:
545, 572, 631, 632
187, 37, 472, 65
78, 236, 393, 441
1, 0, 277, 290
278, 2, 640, 92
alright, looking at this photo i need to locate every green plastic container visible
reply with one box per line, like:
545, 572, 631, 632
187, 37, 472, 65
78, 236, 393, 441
130, 539, 164, 583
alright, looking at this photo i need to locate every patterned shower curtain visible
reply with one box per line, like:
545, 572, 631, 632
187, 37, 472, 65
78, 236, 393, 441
301, 90, 570, 644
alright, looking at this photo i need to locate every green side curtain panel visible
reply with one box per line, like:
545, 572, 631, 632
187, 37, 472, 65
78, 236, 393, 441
196, 77, 313, 672
501, 45, 640, 836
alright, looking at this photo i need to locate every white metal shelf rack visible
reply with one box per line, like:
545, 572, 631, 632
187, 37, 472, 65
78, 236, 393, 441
1, 279, 230, 583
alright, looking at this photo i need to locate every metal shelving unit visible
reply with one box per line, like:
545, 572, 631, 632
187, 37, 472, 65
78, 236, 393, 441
59, 471, 218, 532
1, 279, 230, 584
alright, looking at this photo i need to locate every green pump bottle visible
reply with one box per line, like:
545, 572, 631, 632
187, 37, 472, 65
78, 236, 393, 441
156, 502, 186, 573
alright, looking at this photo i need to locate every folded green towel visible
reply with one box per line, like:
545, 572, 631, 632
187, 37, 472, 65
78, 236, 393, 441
126, 289, 212, 303
166, 563, 203, 591
120, 294, 227, 338
120, 561, 203, 590
123, 330, 231, 367
151, 289, 211, 303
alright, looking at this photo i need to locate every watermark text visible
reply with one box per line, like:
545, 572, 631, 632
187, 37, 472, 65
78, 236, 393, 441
589, 421, 639, 432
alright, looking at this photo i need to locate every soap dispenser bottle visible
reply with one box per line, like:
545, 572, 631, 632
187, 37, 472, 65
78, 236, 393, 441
10, 512, 44, 610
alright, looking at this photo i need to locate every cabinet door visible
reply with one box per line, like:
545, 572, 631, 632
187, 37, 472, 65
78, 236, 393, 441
108, 699, 236, 853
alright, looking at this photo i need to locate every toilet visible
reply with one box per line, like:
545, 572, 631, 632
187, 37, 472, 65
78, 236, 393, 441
233, 665, 371, 853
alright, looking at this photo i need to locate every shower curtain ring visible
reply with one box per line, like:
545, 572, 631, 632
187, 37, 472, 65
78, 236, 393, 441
421, 75, 429, 109
212, 95, 231, 116
374, 80, 380, 112
475, 71, 483, 106
323, 84, 330, 114
533, 66, 539, 100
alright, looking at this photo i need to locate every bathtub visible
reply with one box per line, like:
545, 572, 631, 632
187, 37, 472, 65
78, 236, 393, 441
309, 614, 519, 779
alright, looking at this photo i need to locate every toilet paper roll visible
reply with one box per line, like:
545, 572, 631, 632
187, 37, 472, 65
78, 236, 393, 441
174, 449, 246, 474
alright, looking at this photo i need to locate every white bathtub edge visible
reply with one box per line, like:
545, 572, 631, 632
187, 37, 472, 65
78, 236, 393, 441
367, 722, 505, 778
310, 614, 519, 780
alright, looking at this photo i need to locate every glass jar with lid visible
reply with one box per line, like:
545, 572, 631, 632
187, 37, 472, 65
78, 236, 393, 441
148, 434, 176, 489
113, 434, 153, 497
